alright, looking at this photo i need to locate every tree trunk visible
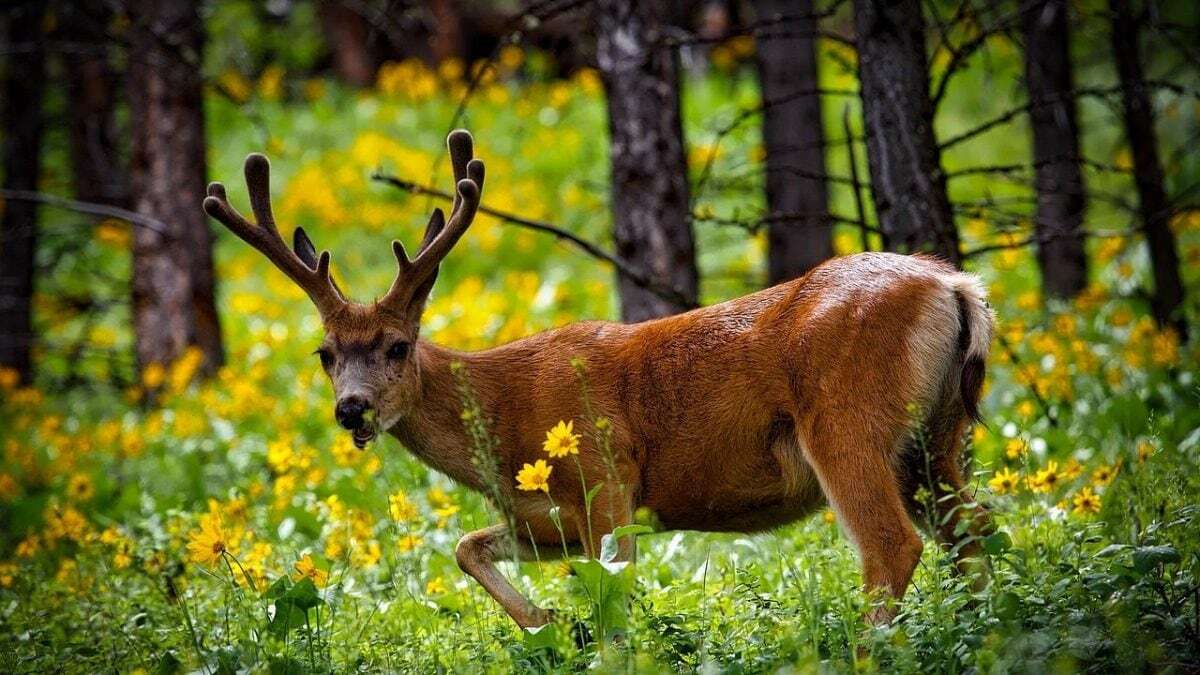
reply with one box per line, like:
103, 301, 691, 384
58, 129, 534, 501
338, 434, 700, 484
429, 0, 465, 64
1109, 0, 1187, 339
127, 0, 224, 378
754, 0, 831, 284
853, 0, 960, 265
317, 1, 376, 87
1021, 0, 1087, 298
595, 0, 699, 322
62, 0, 128, 207
0, 2, 48, 384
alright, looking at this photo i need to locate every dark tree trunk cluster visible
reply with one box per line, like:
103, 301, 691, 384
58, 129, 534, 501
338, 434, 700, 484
754, 0, 832, 284
127, 0, 224, 376
1109, 0, 1187, 339
595, 0, 699, 323
853, 0, 960, 265
1020, 0, 1088, 298
0, 1, 48, 384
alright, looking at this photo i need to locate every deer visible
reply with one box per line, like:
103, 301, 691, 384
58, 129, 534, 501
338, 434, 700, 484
203, 129, 996, 629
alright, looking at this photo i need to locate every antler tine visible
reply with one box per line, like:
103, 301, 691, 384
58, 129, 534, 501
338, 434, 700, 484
380, 131, 484, 311
202, 154, 346, 319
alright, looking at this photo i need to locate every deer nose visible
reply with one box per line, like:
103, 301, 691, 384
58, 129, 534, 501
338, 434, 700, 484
335, 396, 371, 430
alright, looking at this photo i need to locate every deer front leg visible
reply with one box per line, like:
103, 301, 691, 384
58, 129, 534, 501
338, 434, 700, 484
455, 524, 557, 628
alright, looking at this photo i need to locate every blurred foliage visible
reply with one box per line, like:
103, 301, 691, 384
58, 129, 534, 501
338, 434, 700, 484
2, 12, 1200, 673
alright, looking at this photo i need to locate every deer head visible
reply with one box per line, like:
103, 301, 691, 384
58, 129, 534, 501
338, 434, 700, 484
203, 130, 484, 448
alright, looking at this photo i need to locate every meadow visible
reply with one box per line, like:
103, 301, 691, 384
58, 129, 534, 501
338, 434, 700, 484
1, 39, 1199, 673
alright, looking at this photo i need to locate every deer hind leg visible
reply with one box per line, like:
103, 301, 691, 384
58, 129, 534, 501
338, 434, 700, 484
902, 412, 994, 589
799, 414, 924, 626
455, 524, 558, 628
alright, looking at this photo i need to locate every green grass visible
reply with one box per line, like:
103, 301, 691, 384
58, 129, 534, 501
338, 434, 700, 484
2, 38, 1199, 673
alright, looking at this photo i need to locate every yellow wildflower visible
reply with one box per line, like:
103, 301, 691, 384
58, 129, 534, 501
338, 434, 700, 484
988, 467, 1020, 495
822, 510, 837, 525
293, 554, 328, 588
543, 420, 580, 458
66, 473, 95, 502
1092, 464, 1117, 486
425, 576, 446, 595
1005, 438, 1026, 460
186, 512, 237, 568
389, 492, 418, 522
397, 534, 424, 552
516, 459, 553, 493
1028, 461, 1062, 494
1072, 487, 1102, 516
1137, 440, 1156, 464
0, 562, 15, 587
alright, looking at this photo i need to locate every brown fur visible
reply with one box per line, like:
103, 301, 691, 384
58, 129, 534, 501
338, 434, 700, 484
207, 134, 996, 629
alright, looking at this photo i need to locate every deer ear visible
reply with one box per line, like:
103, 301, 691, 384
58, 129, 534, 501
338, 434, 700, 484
293, 227, 319, 269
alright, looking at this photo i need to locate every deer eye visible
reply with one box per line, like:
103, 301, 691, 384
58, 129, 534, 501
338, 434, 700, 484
386, 341, 410, 361
315, 348, 334, 369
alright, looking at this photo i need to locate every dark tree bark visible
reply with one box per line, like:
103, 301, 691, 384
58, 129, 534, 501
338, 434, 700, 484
754, 0, 831, 284
317, 1, 376, 87
1021, 0, 1087, 298
1109, 0, 1187, 339
127, 0, 224, 377
429, 0, 465, 64
0, 2, 48, 384
61, 0, 128, 206
595, 0, 699, 322
853, 0, 960, 265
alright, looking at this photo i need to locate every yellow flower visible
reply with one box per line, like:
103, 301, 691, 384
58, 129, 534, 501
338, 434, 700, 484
1005, 438, 1026, 460
515, 459, 553, 493
293, 554, 328, 587
1071, 487, 1102, 516
1092, 464, 1117, 486
1016, 400, 1037, 420
186, 512, 236, 568
66, 473, 95, 502
397, 533, 424, 552
542, 420, 580, 458
988, 467, 1020, 495
15, 535, 39, 558
389, 492, 418, 522
1028, 461, 1062, 494
822, 510, 837, 525
0, 562, 15, 587
1137, 440, 1156, 464
425, 576, 446, 595
1062, 458, 1084, 480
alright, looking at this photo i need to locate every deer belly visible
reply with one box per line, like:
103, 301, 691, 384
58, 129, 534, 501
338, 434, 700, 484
640, 434, 826, 533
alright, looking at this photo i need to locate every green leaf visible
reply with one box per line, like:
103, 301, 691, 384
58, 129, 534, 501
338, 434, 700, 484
1132, 545, 1180, 573
153, 651, 181, 675
983, 532, 1012, 555
599, 524, 652, 563
282, 577, 323, 610
522, 623, 560, 651
263, 575, 292, 599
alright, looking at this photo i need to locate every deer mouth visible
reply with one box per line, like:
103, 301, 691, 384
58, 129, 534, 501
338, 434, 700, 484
352, 425, 377, 449
351, 409, 379, 449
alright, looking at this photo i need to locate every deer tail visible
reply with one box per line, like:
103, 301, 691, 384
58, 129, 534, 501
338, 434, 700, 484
948, 273, 994, 422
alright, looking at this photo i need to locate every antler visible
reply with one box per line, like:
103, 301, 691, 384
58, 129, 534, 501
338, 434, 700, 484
202, 154, 347, 319
380, 129, 485, 311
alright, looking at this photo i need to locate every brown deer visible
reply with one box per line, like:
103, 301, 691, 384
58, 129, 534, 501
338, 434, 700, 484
203, 130, 995, 628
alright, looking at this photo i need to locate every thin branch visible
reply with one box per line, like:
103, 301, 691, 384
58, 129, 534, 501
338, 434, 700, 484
370, 171, 698, 309
0, 189, 174, 237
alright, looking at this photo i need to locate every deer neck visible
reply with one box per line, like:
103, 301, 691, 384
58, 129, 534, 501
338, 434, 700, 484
384, 340, 500, 494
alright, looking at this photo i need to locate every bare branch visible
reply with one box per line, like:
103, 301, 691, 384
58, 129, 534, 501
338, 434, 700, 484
0, 188, 174, 237
370, 171, 698, 310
